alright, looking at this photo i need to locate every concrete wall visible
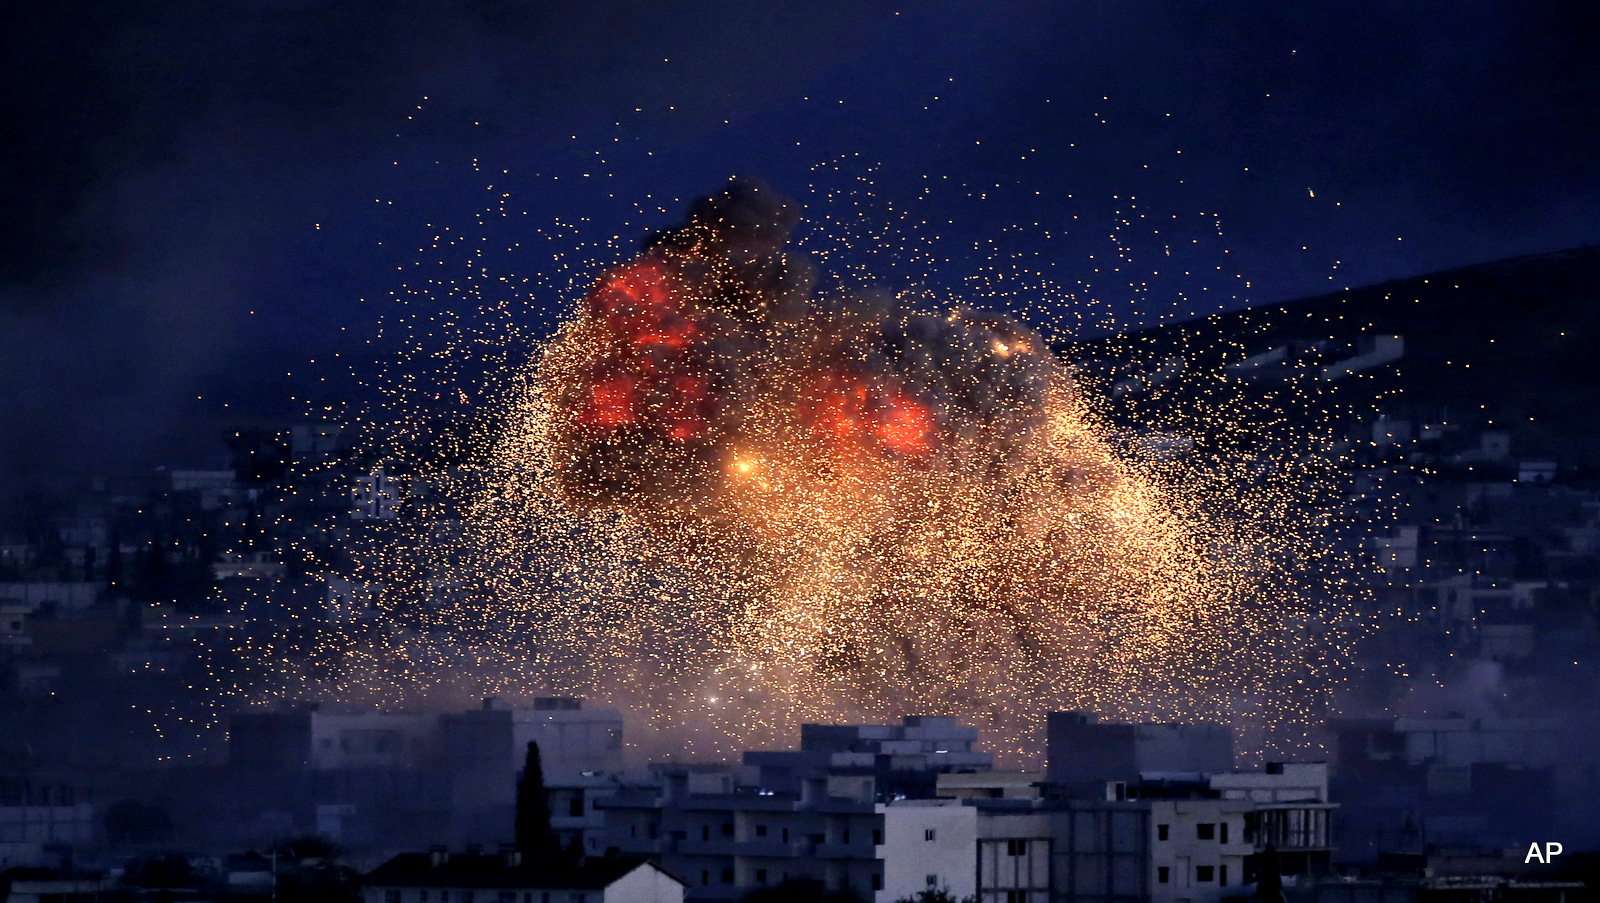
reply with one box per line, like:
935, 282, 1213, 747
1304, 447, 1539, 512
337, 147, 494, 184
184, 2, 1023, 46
877, 801, 977, 902
1149, 800, 1251, 903
609, 863, 686, 903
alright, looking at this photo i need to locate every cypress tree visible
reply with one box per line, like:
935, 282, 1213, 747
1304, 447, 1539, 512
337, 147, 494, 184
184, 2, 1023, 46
514, 740, 556, 861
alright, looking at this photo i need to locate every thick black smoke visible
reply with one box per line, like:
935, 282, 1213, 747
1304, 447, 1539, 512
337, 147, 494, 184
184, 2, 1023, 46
543, 177, 1059, 512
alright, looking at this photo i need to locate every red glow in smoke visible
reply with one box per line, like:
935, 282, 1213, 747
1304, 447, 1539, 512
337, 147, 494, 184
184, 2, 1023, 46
589, 262, 699, 351
574, 260, 718, 444
586, 375, 638, 428
800, 373, 934, 457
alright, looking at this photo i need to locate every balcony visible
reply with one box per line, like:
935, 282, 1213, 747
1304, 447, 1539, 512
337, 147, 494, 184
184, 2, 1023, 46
812, 842, 878, 859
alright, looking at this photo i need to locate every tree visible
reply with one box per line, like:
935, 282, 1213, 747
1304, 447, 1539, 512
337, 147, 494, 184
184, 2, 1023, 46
1256, 844, 1285, 903
514, 740, 557, 861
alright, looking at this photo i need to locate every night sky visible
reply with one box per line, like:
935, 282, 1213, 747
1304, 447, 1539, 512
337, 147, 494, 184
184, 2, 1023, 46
3, 0, 1598, 495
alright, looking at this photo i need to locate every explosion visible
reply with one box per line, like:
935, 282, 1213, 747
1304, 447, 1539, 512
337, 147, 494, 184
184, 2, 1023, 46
430, 177, 1347, 758
205, 175, 1359, 764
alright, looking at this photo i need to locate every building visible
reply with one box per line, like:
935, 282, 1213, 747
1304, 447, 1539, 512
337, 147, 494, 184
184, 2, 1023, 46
352, 468, 402, 520
229, 699, 624, 776
1147, 797, 1251, 903
310, 711, 440, 770
875, 799, 977, 902
597, 769, 883, 901
1045, 712, 1232, 792
1330, 717, 1563, 859
745, 716, 993, 800
936, 772, 1042, 801
224, 698, 624, 846
1140, 764, 1334, 903
973, 799, 1151, 903
362, 849, 683, 903
0, 868, 114, 903
549, 772, 632, 858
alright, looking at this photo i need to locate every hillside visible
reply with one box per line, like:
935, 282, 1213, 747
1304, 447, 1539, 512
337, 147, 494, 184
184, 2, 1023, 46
1066, 245, 1600, 465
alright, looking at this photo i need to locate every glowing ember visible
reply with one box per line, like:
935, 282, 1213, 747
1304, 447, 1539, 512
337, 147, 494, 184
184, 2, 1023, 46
214, 176, 1360, 765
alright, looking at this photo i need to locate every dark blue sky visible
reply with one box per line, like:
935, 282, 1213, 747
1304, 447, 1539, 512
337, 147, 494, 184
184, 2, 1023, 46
3, 0, 1598, 485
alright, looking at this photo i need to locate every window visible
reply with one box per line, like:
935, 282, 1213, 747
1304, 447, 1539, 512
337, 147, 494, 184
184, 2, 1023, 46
385, 892, 401, 903
1157, 824, 1169, 841
1220, 822, 1229, 844
1197, 823, 1215, 840
440, 893, 449, 903
499, 893, 516, 903
702, 826, 710, 841
464, 893, 476, 903
1157, 867, 1169, 884
542, 894, 550, 903
722, 868, 734, 884
924, 828, 937, 842
722, 823, 734, 837
872, 829, 883, 845
569, 895, 586, 903
756, 869, 768, 884
630, 825, 636, 838
1005, 892, 1022, 903
756, 824, 768, 837
648, 824, 657, 839
926, 875, 939, 887
1006, 839, 1028, 857
422, 893, 430, 902
782, 828, 790, 842
871, 875, 883, 891
842, 829, 850, 844
569, 798, 583, 817
701, 871, 710, 886
1220, 864, 1228, 886
1197, 866, 1215, 882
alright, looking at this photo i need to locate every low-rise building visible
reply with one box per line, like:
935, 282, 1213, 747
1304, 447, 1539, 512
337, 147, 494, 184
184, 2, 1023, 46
875, 799, 977, 902
363, 849, 684, 903
745, 716, 993, 801
598, 770, 882, 901
0, 868, 114, 903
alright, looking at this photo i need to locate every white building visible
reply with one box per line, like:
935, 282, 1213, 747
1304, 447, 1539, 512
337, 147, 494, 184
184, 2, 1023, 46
1148, 798, 1253, 903
875, 799, 977, 903
1149, 763, 1334, 901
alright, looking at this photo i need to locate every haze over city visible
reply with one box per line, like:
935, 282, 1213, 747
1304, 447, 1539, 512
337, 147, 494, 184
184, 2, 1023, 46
3, 3, 1599, 902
